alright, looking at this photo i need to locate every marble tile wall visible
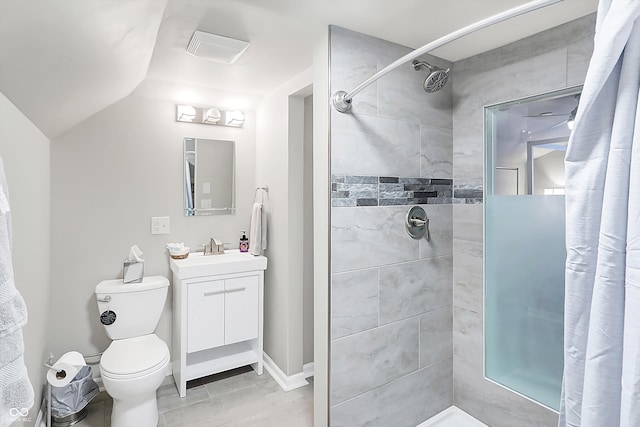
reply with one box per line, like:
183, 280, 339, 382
329, 26, 454, 426
450, 14, 596, 427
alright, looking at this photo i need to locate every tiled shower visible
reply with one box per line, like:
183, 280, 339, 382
329, 25, 454, 426
328, 13, 596, 427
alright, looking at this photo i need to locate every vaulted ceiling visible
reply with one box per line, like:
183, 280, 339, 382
0, 0, 598, 138
0, 0, 165, 138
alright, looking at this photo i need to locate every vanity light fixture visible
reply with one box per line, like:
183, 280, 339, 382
176, 105, 244, 128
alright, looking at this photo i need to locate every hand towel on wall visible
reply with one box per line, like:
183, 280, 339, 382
249, 202, 267, 256
0, 158, 34, 427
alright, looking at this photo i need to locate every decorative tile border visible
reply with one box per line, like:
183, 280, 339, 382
453, 184, 483, 204
331, 175, 454, 207
331, 175, 483, 206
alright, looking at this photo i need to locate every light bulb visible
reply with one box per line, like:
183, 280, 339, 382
204, 108, 221, 124
225, 111, 245, 127
177, 105, 197, 122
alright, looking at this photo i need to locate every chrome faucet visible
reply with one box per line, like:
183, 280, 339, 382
203, 237, 225, 255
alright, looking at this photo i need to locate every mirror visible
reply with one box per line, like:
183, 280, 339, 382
184, 138, 235, 216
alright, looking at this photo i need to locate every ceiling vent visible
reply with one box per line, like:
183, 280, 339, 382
186, 31, 249, 64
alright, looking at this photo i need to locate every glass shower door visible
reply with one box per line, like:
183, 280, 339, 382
484, 87, 580, 411
485, 195, 565, 409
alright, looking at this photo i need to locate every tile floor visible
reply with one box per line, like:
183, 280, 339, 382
74, 367, 313, 427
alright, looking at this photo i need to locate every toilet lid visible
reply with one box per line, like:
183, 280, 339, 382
101, 334, 169, 377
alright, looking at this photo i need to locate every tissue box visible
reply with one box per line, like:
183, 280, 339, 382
123, 260, 144, 284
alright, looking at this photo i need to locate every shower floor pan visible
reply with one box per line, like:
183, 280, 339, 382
417, 406, 487, 427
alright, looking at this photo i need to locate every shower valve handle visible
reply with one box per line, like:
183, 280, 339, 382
409, 218, 427, 227
405, 206, 430, 241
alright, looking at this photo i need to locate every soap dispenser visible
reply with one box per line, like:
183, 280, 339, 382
239, 231, 249, 252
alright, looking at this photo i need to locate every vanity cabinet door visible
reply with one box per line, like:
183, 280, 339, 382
188, 279, 225, 353
224, 275, 259, 345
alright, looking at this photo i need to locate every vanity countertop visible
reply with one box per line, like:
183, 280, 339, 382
169, 249, 267, 279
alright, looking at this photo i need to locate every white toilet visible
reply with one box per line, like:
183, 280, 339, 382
95, 276, 170, 427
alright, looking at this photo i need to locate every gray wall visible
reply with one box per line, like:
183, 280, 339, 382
0, 92, 51, 420
451, 14, 595, 427
50, 94, 256, 361
329, 26, 454, 426
255, 69, 312, 376
312, 30, 330, 426
303, 94, 314, 365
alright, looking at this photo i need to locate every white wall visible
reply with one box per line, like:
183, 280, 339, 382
49, 94, 256, 360
534, 150, 565, 194
0, 92, 51, 419
255, 69, 312, 376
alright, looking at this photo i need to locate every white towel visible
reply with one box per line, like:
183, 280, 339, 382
249, 202, 267, 256
0, 159, 34, 427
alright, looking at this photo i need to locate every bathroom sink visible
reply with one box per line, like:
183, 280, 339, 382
169, 250, 267, 279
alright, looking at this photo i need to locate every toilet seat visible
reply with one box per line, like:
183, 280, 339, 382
101, 334, 169, 380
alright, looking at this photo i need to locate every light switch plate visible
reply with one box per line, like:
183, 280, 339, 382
151, 216, 170, 235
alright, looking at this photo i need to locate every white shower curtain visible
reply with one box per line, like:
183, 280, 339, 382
560, 0, 640, 426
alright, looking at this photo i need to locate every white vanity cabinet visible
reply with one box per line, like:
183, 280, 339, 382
170, 251, 267, 397
187, 275, 259, 353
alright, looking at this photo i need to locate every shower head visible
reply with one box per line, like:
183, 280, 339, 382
412, 60, 450, 93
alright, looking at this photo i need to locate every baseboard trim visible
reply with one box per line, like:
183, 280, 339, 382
303, 362, 314, 378
93, 376, 106, 393
262, 352, 308, 392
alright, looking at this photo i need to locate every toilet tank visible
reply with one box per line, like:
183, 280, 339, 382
95, 276, 169, 340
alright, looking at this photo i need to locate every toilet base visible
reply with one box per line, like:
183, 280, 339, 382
100, 335, 169, 427
110, 394, 159, 427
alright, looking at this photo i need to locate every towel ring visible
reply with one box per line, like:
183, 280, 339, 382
255, 186, 269, 203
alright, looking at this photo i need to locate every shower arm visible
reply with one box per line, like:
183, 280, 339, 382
331, 0, 563, 112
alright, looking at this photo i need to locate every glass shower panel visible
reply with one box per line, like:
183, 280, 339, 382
485, 195, 565, 410
484, 87, 579, 412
